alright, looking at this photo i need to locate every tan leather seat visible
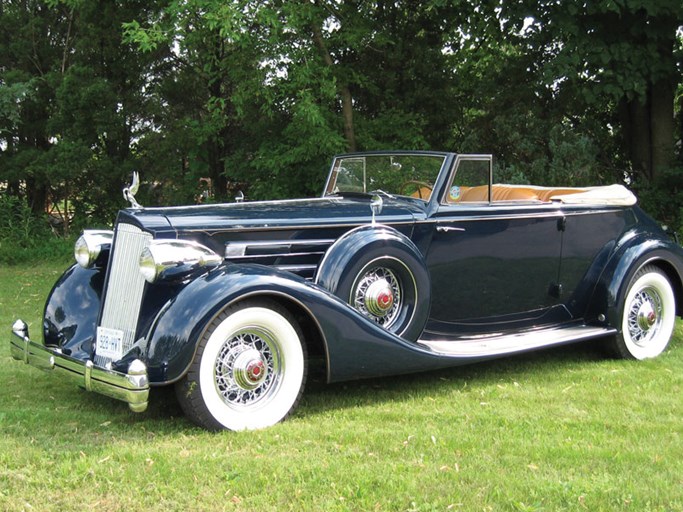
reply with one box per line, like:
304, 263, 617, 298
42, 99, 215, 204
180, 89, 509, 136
451, 185, 586, 203
491, 186, 540, 201
456, 185, 539, 202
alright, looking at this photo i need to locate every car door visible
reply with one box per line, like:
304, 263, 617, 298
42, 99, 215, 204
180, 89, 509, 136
425, 155, 567, 330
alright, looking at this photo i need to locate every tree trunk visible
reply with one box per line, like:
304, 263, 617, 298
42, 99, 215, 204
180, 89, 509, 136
620, 78, 675, 182
25, 176, 47, 216
621, 96, 652, 180
340, 86, 357, 153
649, 80, 675, 177
311, 24, 357, 152
618, 15, 678, 183
206, 36, 229, 202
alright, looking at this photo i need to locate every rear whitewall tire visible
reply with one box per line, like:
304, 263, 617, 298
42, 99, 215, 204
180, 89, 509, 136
611, 265, 676, 360
176, 300, 306, 431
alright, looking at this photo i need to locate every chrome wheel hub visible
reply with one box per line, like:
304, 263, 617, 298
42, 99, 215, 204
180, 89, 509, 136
636, 301, 657, 331
214, 328, 280, 408
353, 266, 401, 328
232, 348, 268, 390
627, 287, 662, 346
364, 279, 395, 317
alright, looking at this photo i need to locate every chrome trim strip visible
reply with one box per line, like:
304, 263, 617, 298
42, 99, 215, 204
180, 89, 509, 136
229, 239, 336, 248
141, 196, 335, 211
229, 251, 328, 260
418, 325, 615, 358
10, 322, 149, 412
273, 264, 318, 273
225, 239, 335, 259
184, 221, 416, 234
182, 209, 614, 234
436, 211, 563, 222
427, 208, 620, 224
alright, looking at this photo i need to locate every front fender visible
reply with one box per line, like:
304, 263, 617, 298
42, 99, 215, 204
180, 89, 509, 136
143, 264, 461, 384
143, 264, 328, 383
43, 263, 105, 360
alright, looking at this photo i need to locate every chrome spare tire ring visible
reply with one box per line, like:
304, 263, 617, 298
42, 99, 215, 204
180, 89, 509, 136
352, 266, 402, 328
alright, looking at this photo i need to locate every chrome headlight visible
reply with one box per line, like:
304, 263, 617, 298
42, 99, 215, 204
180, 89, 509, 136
139, 240, 222, 283
74, 230, 114, 268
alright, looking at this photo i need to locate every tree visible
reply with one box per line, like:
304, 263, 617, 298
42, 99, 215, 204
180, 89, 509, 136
1, 0, 162, 230
503, 0, 683, 182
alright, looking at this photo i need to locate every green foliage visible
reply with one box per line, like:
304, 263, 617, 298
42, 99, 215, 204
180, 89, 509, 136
1, 0, 682, 231
0, 195, 72, 265
632, 167, 683, 238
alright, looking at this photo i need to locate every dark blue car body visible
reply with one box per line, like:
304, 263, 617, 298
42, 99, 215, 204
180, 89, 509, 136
11, 151, 683, 430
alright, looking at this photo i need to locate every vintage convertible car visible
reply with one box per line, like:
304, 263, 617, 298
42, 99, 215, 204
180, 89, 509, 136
10, 151, 683, 430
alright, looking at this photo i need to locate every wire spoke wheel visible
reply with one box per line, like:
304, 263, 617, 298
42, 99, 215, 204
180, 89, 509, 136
346, 256, 419, 337
625, 287, 663, 347
176, 300, 306, 430
352, 266, 402, 329
214, 327, 281, 409
611, 265, 676, 360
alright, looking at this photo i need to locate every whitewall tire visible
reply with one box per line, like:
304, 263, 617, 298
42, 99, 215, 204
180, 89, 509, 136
176, 300, 306, 430
611, 265, 676, 360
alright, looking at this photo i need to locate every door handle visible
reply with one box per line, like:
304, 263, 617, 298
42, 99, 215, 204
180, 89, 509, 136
436, 226, 466, 233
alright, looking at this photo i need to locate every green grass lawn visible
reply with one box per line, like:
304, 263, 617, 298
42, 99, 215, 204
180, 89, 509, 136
1, 262, 682, 511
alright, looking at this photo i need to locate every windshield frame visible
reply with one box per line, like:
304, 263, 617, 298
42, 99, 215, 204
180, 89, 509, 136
322, 151, 451, 201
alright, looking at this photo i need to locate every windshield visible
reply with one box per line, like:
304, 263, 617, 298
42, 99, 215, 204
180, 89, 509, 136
323, 153, 446, 201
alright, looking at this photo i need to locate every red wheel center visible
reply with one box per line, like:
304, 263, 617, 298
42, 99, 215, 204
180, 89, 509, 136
377, 290, 393, 310
647, 311, 656, 326
247, 360, 265, 380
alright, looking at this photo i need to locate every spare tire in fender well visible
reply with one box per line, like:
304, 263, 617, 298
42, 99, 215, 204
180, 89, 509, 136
315, 225, 431, 341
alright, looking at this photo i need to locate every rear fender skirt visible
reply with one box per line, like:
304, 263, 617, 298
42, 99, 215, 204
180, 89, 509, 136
143, 264, 456, 385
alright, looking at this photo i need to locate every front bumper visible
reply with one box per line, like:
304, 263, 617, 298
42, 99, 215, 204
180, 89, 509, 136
10, 320, 149, 413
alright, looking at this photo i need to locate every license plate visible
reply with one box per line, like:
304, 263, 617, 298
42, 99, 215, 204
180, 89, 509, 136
96, 327, 124, 361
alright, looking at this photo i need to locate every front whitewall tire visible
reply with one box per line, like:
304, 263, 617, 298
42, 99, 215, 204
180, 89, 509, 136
177, 300, 306, 430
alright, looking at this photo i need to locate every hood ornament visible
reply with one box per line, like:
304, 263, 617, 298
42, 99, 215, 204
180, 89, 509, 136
123, 171, 142, 208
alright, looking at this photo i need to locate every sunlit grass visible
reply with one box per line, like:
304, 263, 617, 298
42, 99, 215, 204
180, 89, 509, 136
1, 262, 682, 511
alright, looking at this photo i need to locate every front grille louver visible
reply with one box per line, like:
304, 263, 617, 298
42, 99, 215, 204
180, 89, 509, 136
95, 223, 152, 367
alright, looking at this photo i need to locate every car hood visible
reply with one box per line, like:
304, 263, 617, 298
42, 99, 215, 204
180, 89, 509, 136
116, 196, 426, 235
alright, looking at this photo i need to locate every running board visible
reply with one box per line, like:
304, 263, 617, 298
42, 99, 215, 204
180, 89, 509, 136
418, 325, 616, 358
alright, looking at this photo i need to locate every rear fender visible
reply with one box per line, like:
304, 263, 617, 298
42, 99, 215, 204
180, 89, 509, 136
587, 233, 683, 328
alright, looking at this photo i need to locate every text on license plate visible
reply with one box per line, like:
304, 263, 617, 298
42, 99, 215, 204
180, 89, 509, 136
96, 327, 124, 360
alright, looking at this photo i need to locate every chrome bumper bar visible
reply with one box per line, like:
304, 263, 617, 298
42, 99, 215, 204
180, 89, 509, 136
10, 319, 149, 413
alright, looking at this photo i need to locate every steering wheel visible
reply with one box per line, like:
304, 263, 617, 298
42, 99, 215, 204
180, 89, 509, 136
399, 180, 433, 199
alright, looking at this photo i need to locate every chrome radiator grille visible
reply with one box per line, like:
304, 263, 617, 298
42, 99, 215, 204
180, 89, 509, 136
95, 223, 152, 367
